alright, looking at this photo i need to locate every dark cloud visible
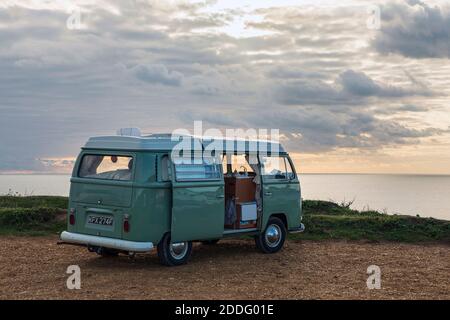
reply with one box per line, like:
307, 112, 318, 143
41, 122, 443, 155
191, 103, 447, 154
132, 64, 184, 86
374, 1, 450, 58
275, 69, 432, 106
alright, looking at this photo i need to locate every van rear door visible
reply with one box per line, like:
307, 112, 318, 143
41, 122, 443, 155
69, 153, 135, 239
170, 157, 225, 242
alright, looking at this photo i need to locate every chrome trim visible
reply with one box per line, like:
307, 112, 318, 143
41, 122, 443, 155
60, 231, 153, 252
289, 223, 305, 234
169, 242, 188, 259
265, 224, 282, 248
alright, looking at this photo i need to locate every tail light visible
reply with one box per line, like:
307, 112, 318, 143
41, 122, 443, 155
69, 208, 75, 225
123, 215, 130, 233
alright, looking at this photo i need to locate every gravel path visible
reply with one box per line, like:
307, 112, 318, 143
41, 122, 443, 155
0, 236, 448, 299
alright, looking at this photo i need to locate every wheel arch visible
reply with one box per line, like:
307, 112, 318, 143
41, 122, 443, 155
268, 213, 288, 229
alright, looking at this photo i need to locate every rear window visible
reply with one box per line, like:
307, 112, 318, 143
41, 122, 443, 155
78, 155, 134, 181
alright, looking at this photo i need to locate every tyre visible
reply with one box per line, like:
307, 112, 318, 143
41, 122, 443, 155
201, 239, 219, 245
157, 233, 192, 266
255, 217, 287, 253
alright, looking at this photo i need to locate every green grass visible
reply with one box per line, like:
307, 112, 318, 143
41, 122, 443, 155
293, 200, 450, 242
0, 195, 68, 209
0, 196, 449, 242
0, 196, 67, 236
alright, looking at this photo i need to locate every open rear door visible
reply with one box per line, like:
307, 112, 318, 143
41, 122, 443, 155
170, 159, 225, 242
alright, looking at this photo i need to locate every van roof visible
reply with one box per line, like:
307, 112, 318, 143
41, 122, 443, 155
83, 134, 286, 154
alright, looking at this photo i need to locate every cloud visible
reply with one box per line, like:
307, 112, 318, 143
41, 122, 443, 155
340, 70, 410, 97
395, 104, 428, 112
131, 64, 184, 86
267, 67, 326, 80
189, 84, 220, 96
275, 69, 432, 106
374, 0, 450, 59
191, 103, 448, 154
0, 1, 449, 172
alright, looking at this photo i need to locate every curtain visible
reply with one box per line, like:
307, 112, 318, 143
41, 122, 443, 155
246, 155, 262, 212
79, 155, 103, 177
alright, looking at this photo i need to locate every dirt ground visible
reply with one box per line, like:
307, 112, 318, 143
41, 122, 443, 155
0, 236, 448, 300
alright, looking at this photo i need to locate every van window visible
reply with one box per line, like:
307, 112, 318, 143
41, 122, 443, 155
284, 157, 295, 180
230, 154, 254, 174
260, 155, 293, 180
79, 155, 134, 181
160, 155, 170, 181
175, 159, 221, 181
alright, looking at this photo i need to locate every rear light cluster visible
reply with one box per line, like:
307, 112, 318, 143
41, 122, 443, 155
69, 208, 76, 225
123, 214, 130, 233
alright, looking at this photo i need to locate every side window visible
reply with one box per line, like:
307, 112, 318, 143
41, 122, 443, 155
174, 157, 222, 181
261, 155, 290, 180
79, 154, 133, 181
284, 157, 295, 180
160, 155, 170, 181
230, 154, 254, 174
221, 154, 229, 174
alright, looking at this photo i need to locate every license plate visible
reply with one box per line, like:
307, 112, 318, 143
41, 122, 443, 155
88, 215, 113, 226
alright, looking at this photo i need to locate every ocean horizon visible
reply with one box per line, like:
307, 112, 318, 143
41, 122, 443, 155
1, 173, 449, 221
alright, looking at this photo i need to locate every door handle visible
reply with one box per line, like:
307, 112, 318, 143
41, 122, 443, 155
216, 194, 225, 198
264, 192, 272, 196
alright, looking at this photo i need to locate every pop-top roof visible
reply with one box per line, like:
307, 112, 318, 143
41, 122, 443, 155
83, 134, 286, 154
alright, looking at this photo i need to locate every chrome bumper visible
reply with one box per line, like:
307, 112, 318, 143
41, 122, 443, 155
289, 223, 305, 234
60, 231, 154, 252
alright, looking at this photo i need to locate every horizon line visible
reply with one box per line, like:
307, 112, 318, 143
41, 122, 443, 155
1, 172, 450, 176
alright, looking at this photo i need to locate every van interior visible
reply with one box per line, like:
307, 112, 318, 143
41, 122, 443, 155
222, 154, 261, 230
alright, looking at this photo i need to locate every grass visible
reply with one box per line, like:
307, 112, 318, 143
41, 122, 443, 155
296, 200, 450, 242
0, 196, 68, 236
0, 196, 448, 242
0, 195, 68, 209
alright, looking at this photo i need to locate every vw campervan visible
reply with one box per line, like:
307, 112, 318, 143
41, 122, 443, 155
60, 132, 304, 266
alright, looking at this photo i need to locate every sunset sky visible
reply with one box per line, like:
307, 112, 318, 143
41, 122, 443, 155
0, 0, 449, 174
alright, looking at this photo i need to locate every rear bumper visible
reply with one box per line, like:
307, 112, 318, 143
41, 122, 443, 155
289, 223, 305, 234
60, 231, 154, 252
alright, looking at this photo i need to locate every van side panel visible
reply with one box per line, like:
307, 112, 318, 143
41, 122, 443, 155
130, 185, 171, 243
261, 180, 301, 229
122, 152, 171, 244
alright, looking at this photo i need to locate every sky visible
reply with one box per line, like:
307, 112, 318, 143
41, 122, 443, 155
0, 0, 449, 174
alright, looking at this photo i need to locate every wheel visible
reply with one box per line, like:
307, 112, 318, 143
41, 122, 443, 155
201, 239, 219, 245
255, 217, 287, 253
157, 233, 192, 266
90, 246, 119, 257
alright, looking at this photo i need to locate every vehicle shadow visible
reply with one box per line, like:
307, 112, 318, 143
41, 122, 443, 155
80, 239, 261, 270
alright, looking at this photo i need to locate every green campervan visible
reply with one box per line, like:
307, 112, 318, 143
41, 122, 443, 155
60, 131, 304, 266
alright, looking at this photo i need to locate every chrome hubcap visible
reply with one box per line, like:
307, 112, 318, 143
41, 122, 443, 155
169, 241, 188, 259
265, 224, 282, 248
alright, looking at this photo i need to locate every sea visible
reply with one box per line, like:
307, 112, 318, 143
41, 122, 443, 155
0, 174, 449, 220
